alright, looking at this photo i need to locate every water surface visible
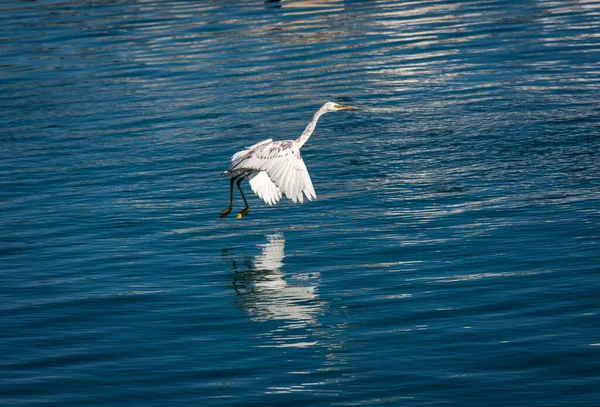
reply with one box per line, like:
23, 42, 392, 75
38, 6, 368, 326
2, 0, 600, 406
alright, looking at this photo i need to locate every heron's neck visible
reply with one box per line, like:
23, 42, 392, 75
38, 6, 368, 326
295, 109, 326, 149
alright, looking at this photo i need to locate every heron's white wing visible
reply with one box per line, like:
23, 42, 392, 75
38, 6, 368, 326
259, 143, 316, 203
231, 139, 273, 165
249, 171, 282, 206
231, 140, 316, 203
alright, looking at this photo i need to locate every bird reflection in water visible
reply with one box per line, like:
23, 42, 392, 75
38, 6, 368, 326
226, 233, 323, 347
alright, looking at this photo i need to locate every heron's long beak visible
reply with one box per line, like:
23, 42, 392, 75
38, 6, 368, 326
336, 105, 359, 111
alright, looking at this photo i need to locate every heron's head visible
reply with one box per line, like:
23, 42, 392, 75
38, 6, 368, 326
322, 101, 359, 113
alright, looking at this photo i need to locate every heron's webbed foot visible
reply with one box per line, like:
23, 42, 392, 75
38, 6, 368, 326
219, 206, 233, 219
236, 207, 250, 219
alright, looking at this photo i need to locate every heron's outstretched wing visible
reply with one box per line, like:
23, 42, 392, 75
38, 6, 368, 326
249, 171, 282, 206
230, 139, 273, 170
269, 150, 315, 203
259, 143, 316, 203
232, 141, 316, 203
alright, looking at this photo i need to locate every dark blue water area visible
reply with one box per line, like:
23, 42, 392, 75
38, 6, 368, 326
1, 0, 600, 406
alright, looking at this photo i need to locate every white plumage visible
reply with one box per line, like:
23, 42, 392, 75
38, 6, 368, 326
219, 101, 358, 219
249, 171, 282, 206
237, 140, 316, 205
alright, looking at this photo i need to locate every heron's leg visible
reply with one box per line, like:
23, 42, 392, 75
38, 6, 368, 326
236, 176, 250, 219
219, 177, 236, 218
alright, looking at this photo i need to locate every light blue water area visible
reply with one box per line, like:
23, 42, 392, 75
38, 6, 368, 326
2, 0, 600, 405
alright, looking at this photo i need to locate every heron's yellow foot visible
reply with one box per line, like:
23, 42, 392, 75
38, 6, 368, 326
219, 206, 233, 219
236, 207, 249, 219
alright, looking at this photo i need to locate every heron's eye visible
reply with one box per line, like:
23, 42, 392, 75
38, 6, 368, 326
333, 104, 341, 109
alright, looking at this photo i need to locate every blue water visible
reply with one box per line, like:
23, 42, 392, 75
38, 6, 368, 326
2, 0, 600, 405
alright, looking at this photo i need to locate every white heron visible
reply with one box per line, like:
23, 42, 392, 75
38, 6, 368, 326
220, 101, 358, 219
